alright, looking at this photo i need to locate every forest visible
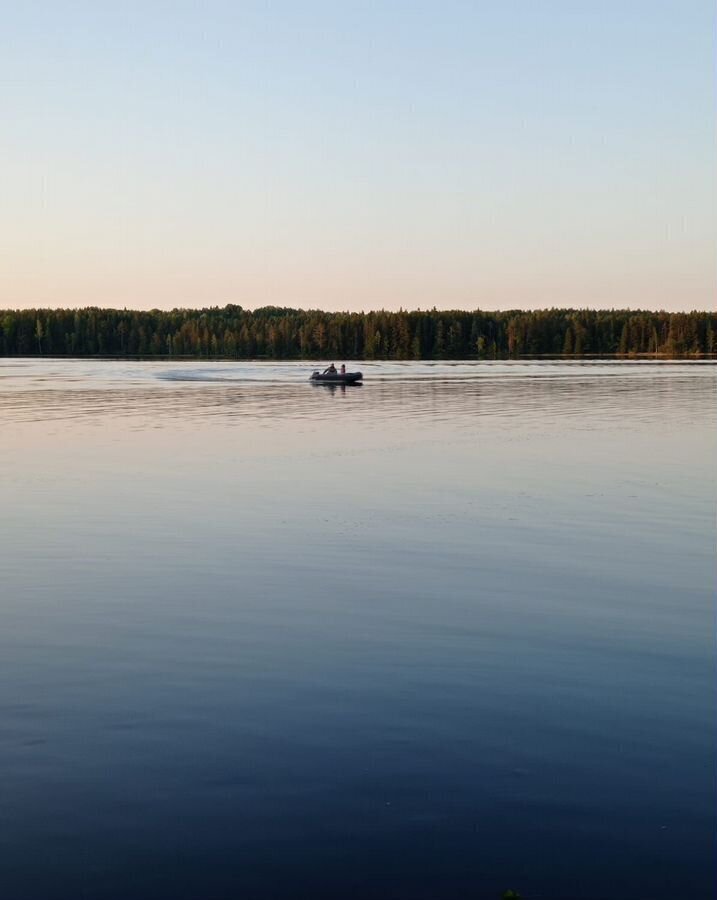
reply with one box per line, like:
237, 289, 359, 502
0, 305, 714, 359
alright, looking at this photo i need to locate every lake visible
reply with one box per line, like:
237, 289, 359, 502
1, 359, 715, 900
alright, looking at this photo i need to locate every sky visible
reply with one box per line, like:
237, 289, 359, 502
1, 1, 714, 313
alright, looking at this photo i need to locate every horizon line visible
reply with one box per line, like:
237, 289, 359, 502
2, 303, 715, 317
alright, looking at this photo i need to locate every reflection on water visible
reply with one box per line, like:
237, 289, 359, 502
1, 359, 715, 900
2, 358, 714, 427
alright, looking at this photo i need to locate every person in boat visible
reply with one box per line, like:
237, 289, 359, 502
322, 363, 337, 374
340, 364, 346, 374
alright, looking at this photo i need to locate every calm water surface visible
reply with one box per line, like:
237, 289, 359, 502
2, 359, 715, 900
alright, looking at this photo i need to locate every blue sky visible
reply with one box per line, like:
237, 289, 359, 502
1, 1, 714, 311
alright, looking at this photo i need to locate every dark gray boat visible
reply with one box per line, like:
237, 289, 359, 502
310, 370, 363, 384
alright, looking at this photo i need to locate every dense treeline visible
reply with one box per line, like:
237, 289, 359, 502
1, 305, 714, 359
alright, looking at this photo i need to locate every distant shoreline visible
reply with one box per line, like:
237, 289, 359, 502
1, 305, 714, 358
2, 353, 715, 362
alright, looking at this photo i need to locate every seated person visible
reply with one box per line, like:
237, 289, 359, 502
323, 363, 337, 374
340, 364, 346, 374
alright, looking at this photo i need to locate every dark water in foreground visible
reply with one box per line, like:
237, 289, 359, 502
1, 359, 715, 900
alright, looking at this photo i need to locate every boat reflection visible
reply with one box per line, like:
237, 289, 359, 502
310, 381, 363, 395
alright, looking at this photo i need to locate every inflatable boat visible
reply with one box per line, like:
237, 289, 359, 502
310, 370, 363, 384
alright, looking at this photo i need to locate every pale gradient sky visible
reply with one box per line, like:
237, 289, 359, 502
1, 1, 714, 312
